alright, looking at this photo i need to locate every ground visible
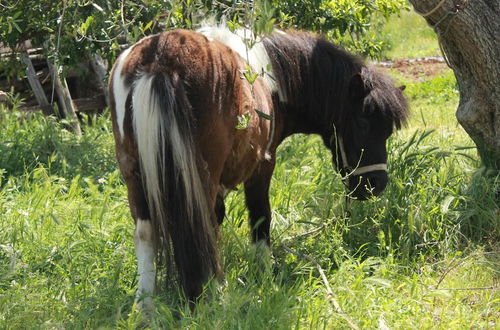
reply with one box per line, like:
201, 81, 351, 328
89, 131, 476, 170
377, 57, 448, 82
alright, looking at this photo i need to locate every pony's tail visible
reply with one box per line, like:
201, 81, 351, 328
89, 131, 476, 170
131, 71, 220, 300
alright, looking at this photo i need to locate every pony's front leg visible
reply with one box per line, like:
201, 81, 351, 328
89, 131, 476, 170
244, 159, 276, 245
134, 218, 156, 310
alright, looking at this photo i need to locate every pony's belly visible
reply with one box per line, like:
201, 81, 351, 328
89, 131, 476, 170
220, 147, 261, 189
220, 127, 267, 189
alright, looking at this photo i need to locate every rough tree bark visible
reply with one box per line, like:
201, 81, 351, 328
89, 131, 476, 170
408, 0, 500, 171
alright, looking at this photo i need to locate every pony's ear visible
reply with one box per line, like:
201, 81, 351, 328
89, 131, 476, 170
398, 85, 406, 91
349, 72, 371, 100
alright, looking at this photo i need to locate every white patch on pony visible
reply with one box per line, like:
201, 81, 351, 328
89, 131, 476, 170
132, 73, 166, 219
134, 219, 156, 310
197, 25, 286, 102
112, 47, 133, 141
132, 72, 207, 226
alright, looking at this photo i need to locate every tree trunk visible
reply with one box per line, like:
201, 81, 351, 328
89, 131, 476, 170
408, 0, 500, 171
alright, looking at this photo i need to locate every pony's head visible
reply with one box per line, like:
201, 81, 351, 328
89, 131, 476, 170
329, 66, 408, 200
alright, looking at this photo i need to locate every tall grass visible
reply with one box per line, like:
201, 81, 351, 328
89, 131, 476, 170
0, 107, 116, 180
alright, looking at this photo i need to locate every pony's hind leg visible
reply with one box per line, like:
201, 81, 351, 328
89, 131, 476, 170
134, 218, 156, 310
244, 159, 276, 245
119, 158, 157, 310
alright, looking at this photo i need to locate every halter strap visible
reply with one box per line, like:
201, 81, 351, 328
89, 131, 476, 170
337, 136, 387, 177
350, 163, 387, 176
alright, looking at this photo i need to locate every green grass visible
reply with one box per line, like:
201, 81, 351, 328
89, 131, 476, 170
380, 11, 441, 59
1, 15, 499, 328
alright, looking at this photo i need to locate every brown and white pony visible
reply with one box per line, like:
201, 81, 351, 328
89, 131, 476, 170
108, 26, 408, 307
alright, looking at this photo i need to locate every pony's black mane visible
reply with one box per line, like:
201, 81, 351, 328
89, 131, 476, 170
361, 65, 408, 129
263, 31, 408, 132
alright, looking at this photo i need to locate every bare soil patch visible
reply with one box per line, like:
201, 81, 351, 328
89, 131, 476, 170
375, 57, 449, 81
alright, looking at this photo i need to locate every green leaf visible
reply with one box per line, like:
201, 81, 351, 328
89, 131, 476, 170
226, 20, 240, 32
255, 109, 272, 121
424, 289, 453, 299
240, 65, 259, 85
11, 21, 21, 33
236, 112, 251, 130
363, 277, 392, 288
143, 21, 153, 32
12, 11, 22, 20
79, 16, 94, 35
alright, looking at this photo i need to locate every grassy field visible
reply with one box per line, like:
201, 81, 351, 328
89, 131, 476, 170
379, 10, 441, 59
1, 12, 498, 329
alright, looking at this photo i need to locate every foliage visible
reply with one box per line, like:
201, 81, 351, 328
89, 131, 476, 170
0, 0, 408, 81
0, 116, 498, 328
0, 0, 167, 70
270, 0, 409, 57
405, 71, 458, 103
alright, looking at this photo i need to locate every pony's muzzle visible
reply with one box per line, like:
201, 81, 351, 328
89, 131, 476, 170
348, 170, 388, 200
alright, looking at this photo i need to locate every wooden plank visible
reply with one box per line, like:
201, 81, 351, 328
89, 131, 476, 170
47, 62, 82, 135
73, 95, 106, 112
19, 95, 106, 113
19, 52, 52, 115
